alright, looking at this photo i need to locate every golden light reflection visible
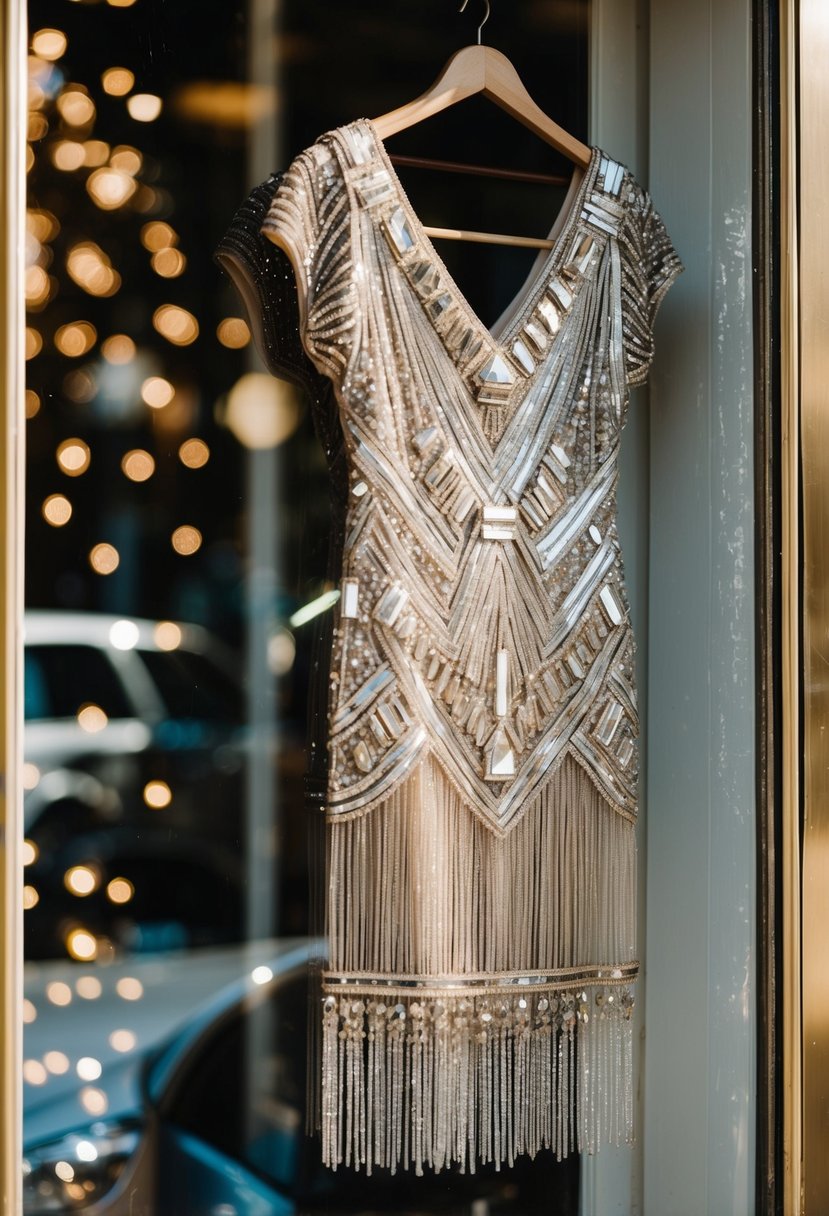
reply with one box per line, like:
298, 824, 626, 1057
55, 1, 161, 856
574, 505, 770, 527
77, 703, 108, 733
127, 93, 162, 122
86, 167, 137, 210
28, 112, 48, 141
23, 886, 39, 910
216, 316, 250, 349
76, 1057, 102, 1081
109, 619, 139, 650
64, 865, 99, 896
110, 145, 142, 176
31, 28, 67, 60
102, 67, 134, 97
27, 209, 59, 242
82, 140, 110, 167
63, 368, 96, 402
80, 1087, 108, 1116
57, 89, 95, 126
171, 525, 202, 555
54, 1162, 74, 1183
107, 0, 139, 7
66, 243, 120, 297
106, 877, 134, 904
153, 305, 198, 346
140, 376, 174, 408
140, 221, 177, 251
151, 247, 186, 278
224, 372, 302, 449
66, 929, 98, 961
89, 543, 120, 575
57, 437, 91, 474
51, 140, 86, 171
55, 322, 96, 358
25, 265, 51, 308
46, 981, 72, 1007
121, 449, 155, 481
23, 1060, 48, 1086
25, 390, 41, 419
153, 620, 181, 650
22, 838, 39, 865
25, 328, 42, 360
109, 1029, 137, 1052
22, 999, 37, 1024
101, 334, 135, 364
179, 438, 209, 468
75, 975, 102, 1000
116, 977, 144, 1001
143, 779, 171, 809
42, 494, 72, 527
44, 1051, 70, 1075
26, 145, 35, 173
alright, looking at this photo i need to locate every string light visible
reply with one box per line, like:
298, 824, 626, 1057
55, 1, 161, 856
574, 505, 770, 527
151, 247, 186, 278
110, 145, 142, 175
25, 328, 42, 360
57, 88, 96, 127
143, 780, 171, 808
217, 317, 250, 349
179, 438, 209, 468
140, 376, 174, 408
66, 242, 121, 297
42, 494, 73, 526
56, 437, 91, 475
101, 334, 135, 363
171, 525, 202, 555
101, 67, 134, 96
153, 621, 182, 650
121, 449, 155, 481
31, 29, 67, 61
153, 305, 198, 346
51, 141, 86, 171
106, 877, 134, 904
86, 166, 137, 209
54, 322, 96, 358
140, 221, 177, 251
89, 543, 120, 574
127, 93, 162, 122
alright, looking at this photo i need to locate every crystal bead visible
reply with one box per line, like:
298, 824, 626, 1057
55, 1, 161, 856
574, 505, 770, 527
477, 353, 514, 385
352, 740, 373, 772
487, 725, 515, 778
511, 338, 535, 374
384, 206, 415, 254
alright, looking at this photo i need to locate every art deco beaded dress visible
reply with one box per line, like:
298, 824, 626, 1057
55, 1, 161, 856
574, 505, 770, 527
224, 117, 682, 1176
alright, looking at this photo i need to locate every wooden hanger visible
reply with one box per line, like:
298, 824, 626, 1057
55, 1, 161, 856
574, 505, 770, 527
371, 0, 592, 250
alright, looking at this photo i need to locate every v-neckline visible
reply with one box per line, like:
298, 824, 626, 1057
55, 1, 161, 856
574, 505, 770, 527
359, 116, 600, 353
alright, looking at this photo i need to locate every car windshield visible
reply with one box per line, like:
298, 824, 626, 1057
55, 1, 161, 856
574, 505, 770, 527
137, 648, 243, 723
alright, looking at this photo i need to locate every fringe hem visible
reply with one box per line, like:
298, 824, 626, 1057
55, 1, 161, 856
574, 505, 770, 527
320, 984, 634, 1174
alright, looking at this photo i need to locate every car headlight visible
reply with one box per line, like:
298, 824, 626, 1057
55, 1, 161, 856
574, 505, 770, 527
22, 1120, 142, 1213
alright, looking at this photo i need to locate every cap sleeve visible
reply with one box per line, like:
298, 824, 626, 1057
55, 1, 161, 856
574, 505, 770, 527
619, 182, 684, 387
260, 141, 355, 382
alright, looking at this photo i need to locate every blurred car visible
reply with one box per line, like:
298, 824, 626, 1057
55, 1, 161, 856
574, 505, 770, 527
23, 610, 250, 961
23, 940, 579, 1215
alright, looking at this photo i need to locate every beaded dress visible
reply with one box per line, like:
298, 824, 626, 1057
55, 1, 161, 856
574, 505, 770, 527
228, 117, 682, 1176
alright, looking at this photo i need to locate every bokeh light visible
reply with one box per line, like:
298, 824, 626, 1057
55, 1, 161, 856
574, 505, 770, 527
171, 525, 202, 555
89, 542, 120, 574
121, 449, 155, 481
217, 317, 250, 349
143, 780, 171, 808
127, 93, 162, 122
178, 438, 209, 468
31, 29, 67, 60
152, 305, 198, 346
101, 67, 134, 96
57, 437, 90, 475
42, 494, 72, 526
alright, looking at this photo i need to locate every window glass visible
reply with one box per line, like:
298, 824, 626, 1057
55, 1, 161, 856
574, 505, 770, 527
136, 648, 244, 723
24, 643, 132, 720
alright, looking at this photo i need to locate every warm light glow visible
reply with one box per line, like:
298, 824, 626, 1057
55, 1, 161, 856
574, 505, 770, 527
76, 975, 102, 1000
101, 334, 134, 364
153, 305, 198, 346
25, 265, 51, 308
216, 317, 250, 349
268, 627, 296, 675
54, 1161, 75, 1183
127, 93, 162, 122
171, 525, 202, 555
31, 28, 67, 60
57, 89, 96, 127
23, 885, 39, 910
76, 1057, 102, 1081
23, 1060, 48, 1086
86, 167, 137, 210
46, 981, 72, 1007
64, 865, 99, 896
83, 140, 110, 167
121, 449, 155, 481
80, 1087, 108, 1116
107, 147, 141, 178
143, 779, 171, 808
151, 247, 186, 278
28, 112, 49, 141
116, 977, 144, 1001
224, 372, 302, 449
171, 80, 277, 130
42, 494, 72, 527
106, 877, 134, 904
63, 368, 96, 403
22, 838, 39, 865
27, 209, 59, 242
67, 243, 120, 298
77, 703, 108, 733
102, 67, 134, 96
25, 328, 43, 360
43, 1051, 70, 1075
109, 1029, 137, 1052
179, 438, 209, 468
153, 620, 182, 650
140, 376, 175, 408
89, 543, 120, 574
107, 0, 139, 7
251, 965, 273, 986
51, 140, 86, 171
109, 619, 140, 650
26, 145, 35, 174
25, 390, 41, 419
66, 929, 98, 961
55, 322, 96, 358
22, 999, 37, 1024
57, 437, 91, 474
140, 221, 177, 251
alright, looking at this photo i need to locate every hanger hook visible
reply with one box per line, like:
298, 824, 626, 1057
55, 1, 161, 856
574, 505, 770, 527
459, 0, 490, 45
